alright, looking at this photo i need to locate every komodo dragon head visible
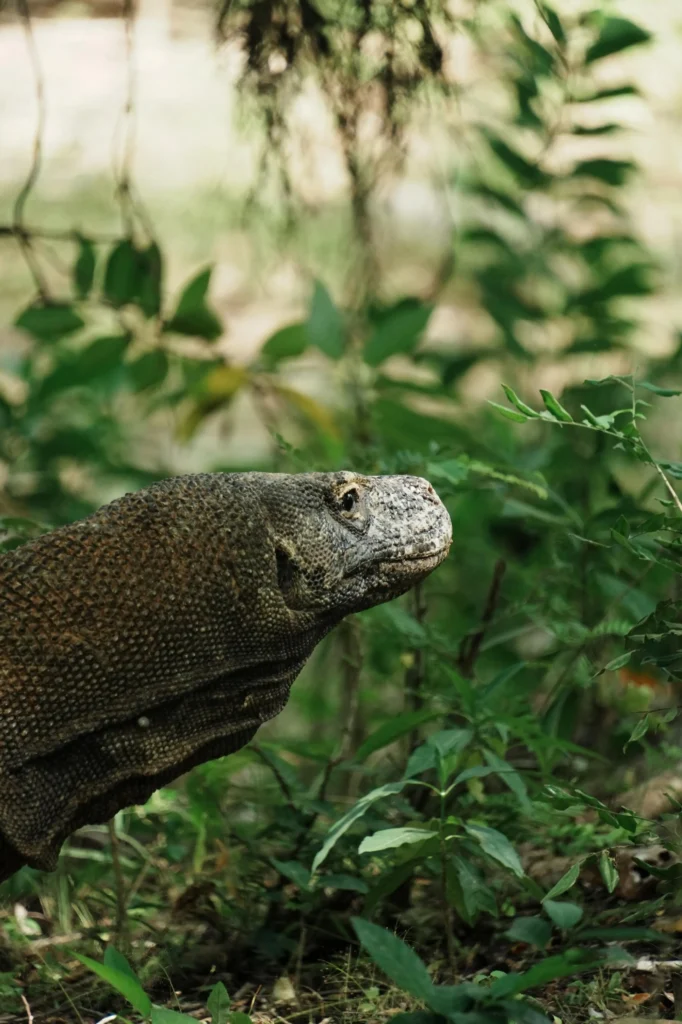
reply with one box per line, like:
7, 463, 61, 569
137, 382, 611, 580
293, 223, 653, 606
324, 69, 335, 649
0, 471, 451, 881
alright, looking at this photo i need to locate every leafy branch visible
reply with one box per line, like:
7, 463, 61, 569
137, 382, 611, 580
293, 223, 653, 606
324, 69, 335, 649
493, 375, 682, 516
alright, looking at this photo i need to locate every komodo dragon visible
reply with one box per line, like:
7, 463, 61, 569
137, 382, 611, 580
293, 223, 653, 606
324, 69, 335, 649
0, 471, 451, 882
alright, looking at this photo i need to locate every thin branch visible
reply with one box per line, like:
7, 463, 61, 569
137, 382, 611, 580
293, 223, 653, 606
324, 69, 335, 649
405, 582, 427, 755
115, 0, 137, 235
524, 407, 682, 519
315, 617, 363, 806
108, 819, 129, 951
20, 994, 34, 1024
0, 225, 120, 243
650, 456, 682, 517
251, 743, 294, 803
14, 0, 50, 300
457, 559, 506, 677
111, 0, 154, 241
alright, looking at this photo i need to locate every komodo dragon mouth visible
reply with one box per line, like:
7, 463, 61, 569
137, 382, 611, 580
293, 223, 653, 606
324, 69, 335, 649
383, 545, 451, 565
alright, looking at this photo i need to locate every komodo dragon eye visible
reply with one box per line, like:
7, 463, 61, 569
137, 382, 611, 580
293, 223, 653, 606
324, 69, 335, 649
340, 487, 360, 514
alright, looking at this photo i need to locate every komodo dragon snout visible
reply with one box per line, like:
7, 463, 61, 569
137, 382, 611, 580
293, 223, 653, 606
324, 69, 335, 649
0, 471, 451, 881
261, 471, 452, 613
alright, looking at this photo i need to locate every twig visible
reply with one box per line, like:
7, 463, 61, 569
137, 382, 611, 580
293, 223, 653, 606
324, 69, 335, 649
20, 994, 34, 1024
251, 743, 294, 803
457, 559, 506, 677
116, 0, 137, 235
0, 225, 120, 243
439, 798, 457, 979
315, 617, 363, 807
651, 458, 682, 517
293, 919, 307, 994
14, 0, 50, 300
108, 819, 129, 950
215, 0, 235, 40
405, 582, 427, 755
283, 619, 364, 865
111, 0, 154, 242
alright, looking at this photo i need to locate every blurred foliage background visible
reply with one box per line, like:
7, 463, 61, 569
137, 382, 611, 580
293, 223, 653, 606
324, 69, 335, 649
3, 1, 682, 1022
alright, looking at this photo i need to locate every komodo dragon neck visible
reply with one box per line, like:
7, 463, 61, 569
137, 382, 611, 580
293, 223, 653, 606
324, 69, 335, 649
0, 470, 451, 880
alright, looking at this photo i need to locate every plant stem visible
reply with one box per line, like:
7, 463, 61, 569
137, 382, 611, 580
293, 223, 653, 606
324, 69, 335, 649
439, 787, 457, 979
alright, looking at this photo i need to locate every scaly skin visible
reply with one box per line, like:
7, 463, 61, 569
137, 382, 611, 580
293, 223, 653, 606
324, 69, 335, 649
0, 471, 451, 880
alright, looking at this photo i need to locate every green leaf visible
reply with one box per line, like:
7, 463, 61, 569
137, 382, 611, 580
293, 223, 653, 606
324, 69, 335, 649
480, 664, 525, 699
572, 123, 621, 136
501, 384, 539, 418
228, 1015, 253, 1024
543, 861, 581, 900
428, 728, 473, 760
317, 873, 369, 893
483, 749, 530, 809
104, 238, 139, 308
364, 299, 433, 368
491, 951, 601, 997
489, 401, 529, 423
541, 5, 565, 45
599, 851, 619, 894
377, 603, 429, 646
639, 381, 682, 397
76, 335, 130, 379
312, 782, 406, 872
572, 159, 636, 187
472, 184, 525, 216
603, 651, 632, 672
177, 266, 209, 305
624, 713, 650, 750
15, 302, 85, 342
405, 742, 437, 778
207, 980, 231, 1024
506, 916, 551, 949
468, 460, 548, 499
501, 1001, 552, 1024
74, 236, 96, 299
486, 134, 546, 187
137, 241, 163, 318
261, 323, 309, 364
151, 1009, 197, 1023
452, 855, 498, 920
103, 946, 138, 981
356, 709, 438, 761
34, 333, 130, 401
359, 828, 437, 855
586, 17, 651, 64
427, 459, 470, 487
540, 390, 573, 422
351, 918, 435, 1006
364, 862, 417, 914
307, 280, 345, 359
128, 349, 169, 391
451, 765, 497, 786
578, 85, 640, 102
70, 951, 151, 1016
271, 858, 311, 890
543, 900, 583, 929
464, 824, 524, 878
165, 266, 223, 341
